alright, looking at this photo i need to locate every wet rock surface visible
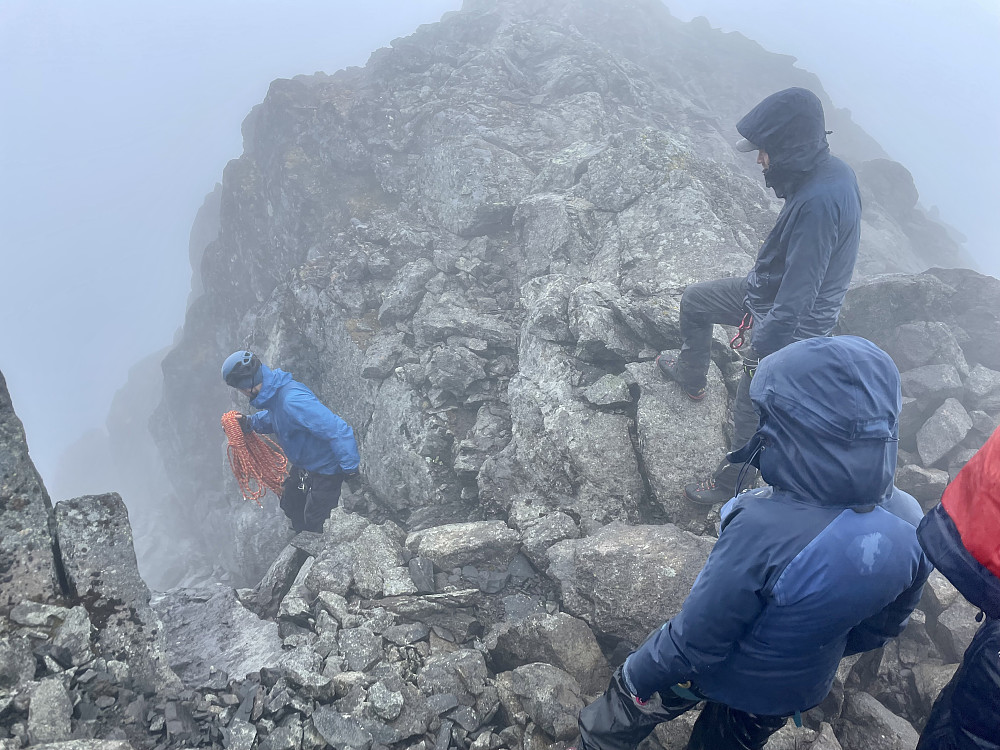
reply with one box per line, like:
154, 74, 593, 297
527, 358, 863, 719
5, 1, 1000, 750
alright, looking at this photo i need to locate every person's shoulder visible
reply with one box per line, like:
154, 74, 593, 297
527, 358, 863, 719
880, 486, 924, 528
719, 487, 783, 531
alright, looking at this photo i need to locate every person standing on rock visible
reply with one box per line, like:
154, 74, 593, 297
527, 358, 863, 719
221, 350, 361, 533
915, 424, 1000, 750
577, 336, 930, 750
657, 87, 862, 506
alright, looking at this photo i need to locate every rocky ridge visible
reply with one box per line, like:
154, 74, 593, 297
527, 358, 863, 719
6, 1, 999, 750
143, 0, 971, 588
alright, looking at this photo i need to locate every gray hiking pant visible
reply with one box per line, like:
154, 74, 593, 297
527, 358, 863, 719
676, 277, 759, 492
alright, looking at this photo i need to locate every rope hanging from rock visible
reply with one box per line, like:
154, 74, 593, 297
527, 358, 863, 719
221, 410, 288, 506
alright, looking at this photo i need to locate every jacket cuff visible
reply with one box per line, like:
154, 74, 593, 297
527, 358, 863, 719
622, 643, 668, 700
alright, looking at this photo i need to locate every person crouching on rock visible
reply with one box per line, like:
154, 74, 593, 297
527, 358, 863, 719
576, 336, 930, 750
915, 424, 1000, 750
221, 350, 361, 533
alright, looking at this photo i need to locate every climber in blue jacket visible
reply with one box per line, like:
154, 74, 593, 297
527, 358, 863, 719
578, 336, 930, 750
658, 87, 862, 506
222, 350, 360, 532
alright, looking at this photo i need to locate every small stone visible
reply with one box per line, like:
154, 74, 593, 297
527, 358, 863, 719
582, 375, 632, 406
369, 681, 404, 721
27, 678, 73, 744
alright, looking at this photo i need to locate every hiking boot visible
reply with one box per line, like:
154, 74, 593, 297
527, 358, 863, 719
684, 476, 736, 506
655, 355, 706, 401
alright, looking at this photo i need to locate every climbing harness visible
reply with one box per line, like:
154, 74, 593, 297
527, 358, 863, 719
729, 313, 753, 350
221, 410, 288, 506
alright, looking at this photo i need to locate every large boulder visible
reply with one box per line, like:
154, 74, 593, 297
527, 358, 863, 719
547, 523, 714, 643
836, 692, 919, 750
407, 521, 521, 571
486, 611, 611, 695
55, 494, 181, 693
630, 357, 731, 525
0, 369, 62, 614
151, 584, 292, 687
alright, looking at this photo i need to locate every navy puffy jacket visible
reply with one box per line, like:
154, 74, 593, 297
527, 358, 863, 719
736, 88, 862, 357
624, 336, 931, 716
247, 364, 360, 475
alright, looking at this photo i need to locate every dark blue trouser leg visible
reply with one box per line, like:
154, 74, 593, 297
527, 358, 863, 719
579, 668, 699, 750
676, 277, 748, 390
686, 702, 788, 750
578, 667, 787, 750
676, 278, 759, 492
302, 473, 343, 532
713, 372, 761, 493
280, 468, 307, 531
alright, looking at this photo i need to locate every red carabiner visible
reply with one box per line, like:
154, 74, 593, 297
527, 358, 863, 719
730, 313, 753, 350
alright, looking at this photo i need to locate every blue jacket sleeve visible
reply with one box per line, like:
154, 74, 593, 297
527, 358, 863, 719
284, 392, 360, 473
248, 410, 274, 434
752, 197, 839, 357
624, 504, 769, 699
844, 552, 932, 656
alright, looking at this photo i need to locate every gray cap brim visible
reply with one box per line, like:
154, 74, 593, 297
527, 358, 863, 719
735, 138, 758, 152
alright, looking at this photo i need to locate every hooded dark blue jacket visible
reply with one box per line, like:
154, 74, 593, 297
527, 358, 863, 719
246, 364, 360, 475
736, 88, 862, 358
624, 336, 930, 716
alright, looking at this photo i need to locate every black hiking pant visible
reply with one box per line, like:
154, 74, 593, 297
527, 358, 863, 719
675, 277, 759, 493
280, 467, 343, 533
579, 668, 788, 750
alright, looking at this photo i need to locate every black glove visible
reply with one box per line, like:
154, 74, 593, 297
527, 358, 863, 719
237, 414, 252, 433
741, 348, 760, 379
345, 472, 362, 494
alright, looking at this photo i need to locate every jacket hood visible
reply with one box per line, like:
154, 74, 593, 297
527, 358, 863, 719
737, 87, 830, 175
250, 364, 292, 407
729, 336, 900, 507
918, 425, 1000, 617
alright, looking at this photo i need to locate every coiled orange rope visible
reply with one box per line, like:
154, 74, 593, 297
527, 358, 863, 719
222, 410, 288, 506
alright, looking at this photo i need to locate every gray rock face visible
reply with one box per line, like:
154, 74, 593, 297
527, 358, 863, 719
152, 584, 291, 686
547, 523, 714, 643
916, 398, 973, 467
55, 493, 181, 693
894, 464, 949, 511
836, 692, 919, 750
0, 369, 62, 614
630, 357, 730, 523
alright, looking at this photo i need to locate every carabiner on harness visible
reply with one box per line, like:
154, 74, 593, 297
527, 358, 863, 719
730, 313, 753, 350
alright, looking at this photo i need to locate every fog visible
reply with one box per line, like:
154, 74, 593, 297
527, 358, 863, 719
1, 0, 997, 501
664, 0, 1000, 275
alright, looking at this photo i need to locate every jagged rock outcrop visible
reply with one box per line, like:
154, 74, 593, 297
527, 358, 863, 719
148, 0, 970, 583
0, 372, 62, 615
0, 368, 188, 750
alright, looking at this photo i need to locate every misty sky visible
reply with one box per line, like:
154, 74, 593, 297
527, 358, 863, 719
1, 0, 998, 495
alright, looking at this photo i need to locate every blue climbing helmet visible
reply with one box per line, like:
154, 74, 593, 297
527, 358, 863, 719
222, 350, 263, 389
